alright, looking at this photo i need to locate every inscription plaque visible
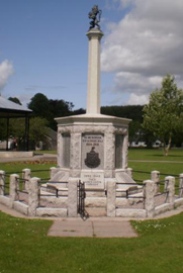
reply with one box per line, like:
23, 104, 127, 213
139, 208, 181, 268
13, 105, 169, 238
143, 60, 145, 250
81, 171, 104, 189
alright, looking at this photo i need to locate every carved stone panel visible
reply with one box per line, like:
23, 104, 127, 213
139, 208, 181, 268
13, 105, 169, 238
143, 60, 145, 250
82, 133, 104, 170
115, 134, 124, 168
62, 133, 70, 168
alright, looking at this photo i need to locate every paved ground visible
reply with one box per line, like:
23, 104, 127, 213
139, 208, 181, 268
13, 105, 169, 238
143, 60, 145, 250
48, 217, 138, 238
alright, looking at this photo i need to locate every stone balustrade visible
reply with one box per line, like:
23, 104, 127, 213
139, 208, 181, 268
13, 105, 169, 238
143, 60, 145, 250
0, 168, 183, 218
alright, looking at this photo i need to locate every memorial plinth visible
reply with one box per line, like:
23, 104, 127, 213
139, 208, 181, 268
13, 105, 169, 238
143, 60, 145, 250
55, 113, 130, 189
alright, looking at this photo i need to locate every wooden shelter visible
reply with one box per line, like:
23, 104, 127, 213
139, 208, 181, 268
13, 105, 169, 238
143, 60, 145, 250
0, 96, 32, 151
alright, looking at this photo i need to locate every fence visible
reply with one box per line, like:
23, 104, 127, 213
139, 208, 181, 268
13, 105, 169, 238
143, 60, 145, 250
0, 168, 183, 218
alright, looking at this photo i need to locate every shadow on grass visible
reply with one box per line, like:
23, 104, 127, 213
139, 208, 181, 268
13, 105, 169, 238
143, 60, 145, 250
151, 154, 183, 158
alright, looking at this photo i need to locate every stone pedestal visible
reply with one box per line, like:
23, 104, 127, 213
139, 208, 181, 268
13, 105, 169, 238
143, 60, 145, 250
55, 113, 130, 189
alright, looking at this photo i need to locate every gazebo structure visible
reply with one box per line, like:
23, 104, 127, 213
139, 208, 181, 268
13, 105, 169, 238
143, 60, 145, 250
0, 96, 32, 151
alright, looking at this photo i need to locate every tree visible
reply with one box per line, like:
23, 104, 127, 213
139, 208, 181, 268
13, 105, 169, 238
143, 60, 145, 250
101, 105, 143, 121
29, 117, 49, 149
8, 117, 48, 150
8, 97, 22, 105
28, 93, 74, 130
142, 74, 183, 155
101, 105, 144, 144
48, 99, 73, 130
28, 93, 52, 120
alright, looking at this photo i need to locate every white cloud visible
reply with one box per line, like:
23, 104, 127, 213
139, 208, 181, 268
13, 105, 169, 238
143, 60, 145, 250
0, 60, 14, 92
127, 93, 149, 105
101, 0, 183, 105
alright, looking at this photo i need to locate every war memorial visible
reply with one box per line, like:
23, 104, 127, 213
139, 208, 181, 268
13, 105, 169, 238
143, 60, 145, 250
54, 5, 130, 195
0, 6, 183, 219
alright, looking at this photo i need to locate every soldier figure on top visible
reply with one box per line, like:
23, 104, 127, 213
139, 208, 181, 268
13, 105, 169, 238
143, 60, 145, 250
88, 5, 102, 30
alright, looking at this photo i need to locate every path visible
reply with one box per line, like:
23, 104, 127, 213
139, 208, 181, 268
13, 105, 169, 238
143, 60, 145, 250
48, 217, 138, 238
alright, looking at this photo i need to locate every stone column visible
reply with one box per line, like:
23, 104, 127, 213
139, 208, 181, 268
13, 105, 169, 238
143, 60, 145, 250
122, 133, 129, 169
57, 130, 62, 167
0, 171, 5, 195
105, 131, 115, 178
68, 178, 78, 217
22, 168, 31, 191
28, 177, 40, 216
151, 170, 160, 193
165, 176, 175, 209
86, 29, 103, 114
179, 173, 183, 197
9, 174, 19, 208
106, 179, 116, 217
143, 180, 156, 218
70, 132, 81, 177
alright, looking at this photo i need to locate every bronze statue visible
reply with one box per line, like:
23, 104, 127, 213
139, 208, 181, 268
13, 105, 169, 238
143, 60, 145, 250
88, 5, 102, 30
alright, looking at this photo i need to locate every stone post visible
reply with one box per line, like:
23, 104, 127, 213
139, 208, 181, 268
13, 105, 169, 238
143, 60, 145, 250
50, 167, 57, 180
0, 170, 5, 195
86, 29, 103, 114
68, 178, 78, 217
143, 180, 156, 218
106, 179, 116, 217
70, 132, 81, 175
126, 168, 133, 178
22, 168, 31, 191
105, 131, 115, 178
179, 174, 183, 198
165, 176, 175, 209
122, 133, 129, 169
28, 177, 40, 216
9, 174, 19, 208
151, 170, 160, 193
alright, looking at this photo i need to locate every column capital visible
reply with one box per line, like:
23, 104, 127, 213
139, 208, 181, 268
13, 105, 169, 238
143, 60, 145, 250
86, 29, 104, 40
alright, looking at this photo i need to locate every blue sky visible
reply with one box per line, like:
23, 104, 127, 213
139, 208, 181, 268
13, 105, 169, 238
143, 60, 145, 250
1, 0, 183, 110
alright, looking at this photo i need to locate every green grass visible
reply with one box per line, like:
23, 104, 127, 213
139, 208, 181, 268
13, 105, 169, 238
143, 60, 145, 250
0, 211, 183, 272
128, 147, 183, 161
0, 162, 56, 180
128, 148, 183, 182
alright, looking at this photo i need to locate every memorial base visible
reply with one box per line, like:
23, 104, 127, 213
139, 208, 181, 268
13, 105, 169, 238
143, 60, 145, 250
53, 113, 131, 189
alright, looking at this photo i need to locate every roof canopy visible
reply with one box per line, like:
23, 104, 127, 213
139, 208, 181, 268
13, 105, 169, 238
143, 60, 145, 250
0, 96, 32, 118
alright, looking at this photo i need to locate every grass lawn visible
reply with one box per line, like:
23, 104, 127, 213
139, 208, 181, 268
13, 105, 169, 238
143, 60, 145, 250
0, 149, 183, 272
0, 162, 56, 180
128, 147, 183, 162
128, 148, 183, 182
0, 211, 183, 273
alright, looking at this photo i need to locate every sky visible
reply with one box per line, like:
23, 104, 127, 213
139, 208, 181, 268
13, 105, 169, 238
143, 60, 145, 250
1, 0, 183, 110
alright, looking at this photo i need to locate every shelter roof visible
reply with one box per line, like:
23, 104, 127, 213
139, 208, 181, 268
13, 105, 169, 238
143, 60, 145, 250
0, 96, 32, 118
